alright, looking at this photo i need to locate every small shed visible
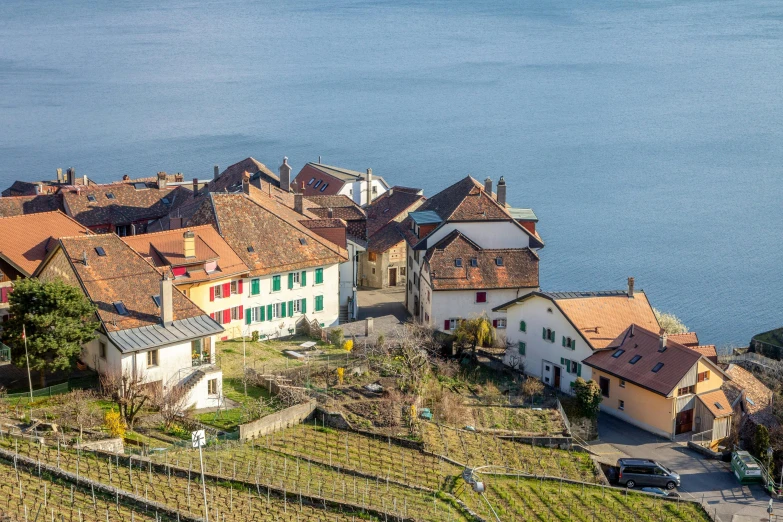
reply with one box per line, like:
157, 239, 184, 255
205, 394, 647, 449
694, 389, 734, 447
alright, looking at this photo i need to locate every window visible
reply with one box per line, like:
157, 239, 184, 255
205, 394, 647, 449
372, 268, 376, 274
697, 371, 710, 382
495, 318, 507, 329
161, 197, 170, 205
95, 247, 106, 256
247, 245, 255, 253
599, 376, 610, 397
612, 349, 625, 358
519, 320, 526, 332
291, 272, 300, 285
87, 195, 96, 202
619, 379, 626, 388
652, 362, 664, 373
272, 302, 284, 319
455, 258, 463, 267
562, 336, 575, 350
152, 295, 161, 307
475, 292, 487, 303
714, 401, 724, 411
678, 385, 695, 396
470, 258, 477, 267
320, 183, 328, 192
619, 400, 625, 411
115, 225, 131, 237
230, 281, 239, 294
408, 256, 412, 269
230, 306, 242, 321
495, 257, 503, 266
207, 378, 218, 395
372, 186, 378, 194
147, 349, 159, 367
307, 178, 315, 185
400, 267, 406, 276
629, 355, 642, 364
113, 301, 128, 315
315, 295, 324, 312
214, 284, 223, 299
133, 182, 147, 190
313, 180, 322, 188
251, 279, 260, 296
315, 268, 324, 285
293, 299, 301, 314
272, 275, 282, 292
369, 252, 377, 262
543, 328, 555, 342
106, 193, 115, 199
445, 318, 458, 330
99, 342, 107, 360
518, 342, 526, 355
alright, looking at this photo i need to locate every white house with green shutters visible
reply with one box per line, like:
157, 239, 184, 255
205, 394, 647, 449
241, 264, 341, 338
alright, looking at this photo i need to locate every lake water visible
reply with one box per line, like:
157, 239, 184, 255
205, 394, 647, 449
1, 0, 781, 347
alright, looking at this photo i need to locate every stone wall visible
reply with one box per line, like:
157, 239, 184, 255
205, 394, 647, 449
74, 437, 124, 453
239, 400, 317, 440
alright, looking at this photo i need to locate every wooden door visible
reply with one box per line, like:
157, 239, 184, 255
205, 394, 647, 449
389, 268, 397, 286
676, 409, 694, 434
554, 366, 561, 390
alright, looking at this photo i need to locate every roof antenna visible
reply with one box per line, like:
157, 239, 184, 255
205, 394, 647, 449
318, 155, 321, 163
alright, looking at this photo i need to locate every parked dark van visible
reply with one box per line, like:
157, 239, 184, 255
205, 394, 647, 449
617, 458, 680, 490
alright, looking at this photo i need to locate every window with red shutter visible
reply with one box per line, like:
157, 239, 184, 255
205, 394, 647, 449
0, 287, 7, 303
238, 280, 243, 294
492, 319, 498, 328
476, 292, 487, 303
223, 309, 230, 324
209, 286, 215, 302
238, 305, 244, 320
444, 320, 450, 330
222, 282, 231, 297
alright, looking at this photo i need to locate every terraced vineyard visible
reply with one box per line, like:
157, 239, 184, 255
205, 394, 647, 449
452, 476, 712, 522
421, 423, 598, 483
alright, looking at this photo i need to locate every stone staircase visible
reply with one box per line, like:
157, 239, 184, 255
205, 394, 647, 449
338, 305, 350, 324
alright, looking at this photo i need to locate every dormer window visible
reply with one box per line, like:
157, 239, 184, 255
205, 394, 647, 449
495, 257, 503, 266
455, 258, 463, 267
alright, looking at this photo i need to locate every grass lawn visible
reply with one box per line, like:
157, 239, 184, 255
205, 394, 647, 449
193, 378, 277, 431
467, 406, 565, 434
216, 336, 347, 379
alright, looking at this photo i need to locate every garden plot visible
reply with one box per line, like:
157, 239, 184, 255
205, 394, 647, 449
421, 423, 597, 483
0, 436, 380, 522
0, 457, 160, 522
452, 475, 711, 522
466, 406, 566, 435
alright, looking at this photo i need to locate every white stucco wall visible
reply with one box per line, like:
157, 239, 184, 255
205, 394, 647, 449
339, 240, 363, 320
431, 288, 527, 341
339, 179, 389, 207
423, 221, 532, 250
501, 295, 594, 393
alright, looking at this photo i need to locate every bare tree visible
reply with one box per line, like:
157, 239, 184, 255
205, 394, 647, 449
521, 377, 544, 407
99, 367, 154, 429
276, 386, 309, 408
154, 384, 190, 429
56, 389, 102, 441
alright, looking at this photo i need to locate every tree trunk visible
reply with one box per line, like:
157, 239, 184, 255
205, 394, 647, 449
39, 371, 46, 389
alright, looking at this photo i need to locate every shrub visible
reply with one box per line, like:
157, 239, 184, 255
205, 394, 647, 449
251, 331, 259, 342
521, 377, 544, 407
573, 378, 603, 419
653, 308, 688, 335
104, 408, 125, 439
754, 424, 771, 460
329, 328, 344, 348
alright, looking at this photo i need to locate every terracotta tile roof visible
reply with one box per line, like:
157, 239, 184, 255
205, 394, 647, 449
366, 188, 425, 237
423, 230, 539, 291
49, 234, 209, 332
62, 183, 192, 228
583, 324, 703, 396
300, 218, 347, 229
305, 195, 366, 221
210, 157, 280, 194
668, 332, 699, 347
121, 225, 249, 283
0, 211, 91, 276
367, 222, 406, 253
2, 176, 93, 197
687, 345, 718, 364
698, 389, 733, 418
292, 163, 389, 197
724, 364, 774, 416
192, 192, 348, 277
0, 194, 64, 217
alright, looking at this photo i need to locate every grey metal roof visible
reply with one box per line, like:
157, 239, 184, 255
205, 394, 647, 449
107, 315, 224, 353
544, 290, 630, 300
409, 210, 443, 225
309, 163, 389, 187
507, 208, 538, 222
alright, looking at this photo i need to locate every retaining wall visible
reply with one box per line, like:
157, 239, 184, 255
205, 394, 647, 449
238, 400, 317, 440
75, 438, 124, 453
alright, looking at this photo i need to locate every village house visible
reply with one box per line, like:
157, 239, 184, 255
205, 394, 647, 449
290, 162, 389, 206
181, 178, 349, 337
0, 211, 91, 324
360, 187, 425, 289
494, 278, 660, 391
722, 364, 779, 439
35, 233, 224, 409
209, 157, 281, 193
582, 324, 733, 442
122, 225, 250, 349
0, 194, 64, 218
400, 176, 542, 333
1, 167, 94, 197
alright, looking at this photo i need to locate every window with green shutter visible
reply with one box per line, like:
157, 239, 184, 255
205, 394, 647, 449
301, 271, 306, 286
245, 310, 251, 325
288, 300, 294, 315
259, 305, 265, 322
315, 295, 323, 312
281, 302, 286, 318
560, 357, 565, 365
266, 304, 272, 321
542, 327, 547, 339
288, 273, 294, 290
315, 268, 323, 285
251, 279, 260, 295
577, 363, 582, 377
301, 298, 307, 314
518, 342, 526, 355
272, 275, 281, 292
562, 336, 566, 347
520, 320, 526, 332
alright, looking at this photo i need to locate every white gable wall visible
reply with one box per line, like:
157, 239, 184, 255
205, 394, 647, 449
424, 222, 531, 250
431, 288, 530, 341
339, 179, 389, 207
502, 296, 595, 392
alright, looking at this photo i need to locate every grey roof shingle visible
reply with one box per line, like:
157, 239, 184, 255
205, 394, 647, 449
108, 315, 224, 353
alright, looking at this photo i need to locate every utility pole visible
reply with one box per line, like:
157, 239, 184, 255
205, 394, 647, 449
192, 429, 209, 522
23, 324, 33, 401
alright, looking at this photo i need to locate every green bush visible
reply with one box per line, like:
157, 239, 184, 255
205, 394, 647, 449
329, 328, 344, 348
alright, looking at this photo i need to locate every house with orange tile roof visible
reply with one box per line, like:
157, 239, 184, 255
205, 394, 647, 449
401, 176, 542, 333
493, 278, 660, 393
122, 225, 250, 353
0, 211, 91, 324
35, 233, 224, 410
583, 324, 732, 442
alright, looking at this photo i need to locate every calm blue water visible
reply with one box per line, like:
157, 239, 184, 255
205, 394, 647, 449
1, 0, 781, 347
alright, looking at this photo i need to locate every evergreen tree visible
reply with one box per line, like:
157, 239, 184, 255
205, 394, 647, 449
574, 377, 603, 419
1, 278, 98, 388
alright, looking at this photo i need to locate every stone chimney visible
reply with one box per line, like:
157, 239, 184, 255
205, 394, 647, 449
33, 182, 43, 195
67, 168, 75, 186
484, 177, 492, 195
192, 178, 199, 195
659, 332, 668, 351
497, 176, 507, 207
214, 165, 220, 180
183, 230, 196, 258
56, 168, 63, 183
174, 173, 184, 182
627, 277, 635, 297
242, 171, 251, 195
156, 172, 167, 190
327, 208, 333, 219
122, 174, 130, 181
365, 168, 373, 203
83, 174, 88, 186
279, 157, 292, 193
294, 193, 304, 215
160, 273, 173, 326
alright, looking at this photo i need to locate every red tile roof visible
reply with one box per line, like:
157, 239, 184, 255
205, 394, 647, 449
367, 222, 406, 253
724, 365, 774, 416
583, 325, 703, 396
687, 345, 718, 364
305, 195, 366, 221
0, 211, 91, 276
423, 231, 539, 290
0, 194, 64, 217
698, 389, 733, 419
668, 332, 700, 347
366, 188, 425, 237
209, 157, 280, 193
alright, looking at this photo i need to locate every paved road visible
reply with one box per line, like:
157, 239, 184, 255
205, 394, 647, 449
357, 287, 407, 322
593, 413, 774, 521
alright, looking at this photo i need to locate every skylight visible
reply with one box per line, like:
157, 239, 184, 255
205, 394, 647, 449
307, 178, 315, 185
161, 197, 170, 205
95, 247, 106, 257
299, 238, 308, 246
247, 245, 255, 253
495, 256, 503, 266
714, 402, 724, 410
651, 362, 664, 373
320, 183, 328, 192
629, 355, 642, 364
87, 195, 96, 202
113, 301, 128, 315
313, 180, 322, 188
455, 258, 463, 267
152, 295, 161, 307
133, 182, 147, 190
612, 349, 625, 358
106, 193, 115, 200
470, 258, 477, 267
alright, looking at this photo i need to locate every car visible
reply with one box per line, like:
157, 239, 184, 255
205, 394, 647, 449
617, 458, 680, 490
641, 487, 679, 497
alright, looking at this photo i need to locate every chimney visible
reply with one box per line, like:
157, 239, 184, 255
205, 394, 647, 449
83, 174, 88, 186
294, 193, 304, 215
366, 168, 373, 204
156, 172, 167, 190
192, 178, 199, 195
279, 157, 292, 193
497, 176, 507, 207
33, 182, 43, 195
160, 273, 173, 326
56, 168, 63, 183
484, 177, 493, 195
629, 324, 635, 337
183, 230, 196, 258
242, 171, 251, 195
82, 250, 88, 266
174, 173, 183, 182
214, 165, 220, 180
122, 174, 130, 181
67, 168, 75, 186
659, 333, 668, 351
327, 208, 333, 219
627, 277, 635, 297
